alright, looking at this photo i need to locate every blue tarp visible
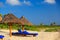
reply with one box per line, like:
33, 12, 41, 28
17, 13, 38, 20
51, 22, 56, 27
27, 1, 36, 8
12, 30, 38, 36
0, 35, 4, 39
18, 30, 38, 35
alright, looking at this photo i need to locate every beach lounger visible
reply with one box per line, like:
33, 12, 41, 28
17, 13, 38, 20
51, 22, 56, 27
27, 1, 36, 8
0, 35, 4, 40
12, 30, 38, 37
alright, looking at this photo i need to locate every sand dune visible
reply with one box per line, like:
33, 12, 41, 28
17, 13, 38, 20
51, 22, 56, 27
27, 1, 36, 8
0, 29, 60, 40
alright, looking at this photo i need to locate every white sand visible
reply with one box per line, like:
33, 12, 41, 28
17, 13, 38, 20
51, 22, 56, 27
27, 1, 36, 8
0, 29, 60, 40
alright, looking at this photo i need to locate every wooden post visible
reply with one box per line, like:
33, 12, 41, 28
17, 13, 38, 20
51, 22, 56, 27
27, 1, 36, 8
1, 39, 3, 40
9, 23, 12, 37
22, 25, 24, 32
2, 39, 3, 40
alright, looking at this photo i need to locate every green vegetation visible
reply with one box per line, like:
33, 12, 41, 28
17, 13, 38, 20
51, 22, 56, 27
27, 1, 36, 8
24, 25, 40, 31
0, 14, 2, 17
45, 28, 58, 32
44, 26, 60, 32
0, 24, 60, 32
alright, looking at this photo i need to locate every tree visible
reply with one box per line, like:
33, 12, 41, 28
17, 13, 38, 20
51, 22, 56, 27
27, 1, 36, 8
53, 22, 56, 25
50, 22, 56, 26
40, 23, 44, 26
0, 14, 2, 17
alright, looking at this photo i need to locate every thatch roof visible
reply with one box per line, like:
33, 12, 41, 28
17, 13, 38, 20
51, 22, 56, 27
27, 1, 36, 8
2, 14, 24, 25
19, 16, 33, 26
0, 21, 3, 24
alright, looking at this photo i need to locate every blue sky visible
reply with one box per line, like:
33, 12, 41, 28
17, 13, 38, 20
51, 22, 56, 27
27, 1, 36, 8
0, 0, 60, 25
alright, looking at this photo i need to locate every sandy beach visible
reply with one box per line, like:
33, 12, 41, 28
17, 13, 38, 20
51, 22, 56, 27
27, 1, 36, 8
0, 29, 60, 40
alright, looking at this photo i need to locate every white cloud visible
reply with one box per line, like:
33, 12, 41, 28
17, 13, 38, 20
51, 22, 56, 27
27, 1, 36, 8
6, 0, 21, 5
23, 0, 31, 6
44, 0, 56, 4
6, 0, 32, 6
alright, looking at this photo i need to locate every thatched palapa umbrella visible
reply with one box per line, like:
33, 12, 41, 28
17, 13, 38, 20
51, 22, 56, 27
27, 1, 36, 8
20, 16, 33, 26
0, 14, 2, 21
2, 14, 24, 37
19, 16, 33, 32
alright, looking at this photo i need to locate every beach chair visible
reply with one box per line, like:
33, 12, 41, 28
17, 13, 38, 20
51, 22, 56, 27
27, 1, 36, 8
0, 35, 4, 40
12, 30, 38, 37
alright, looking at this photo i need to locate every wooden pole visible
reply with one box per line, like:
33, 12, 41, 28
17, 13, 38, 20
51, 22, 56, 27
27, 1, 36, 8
22, 25, 24, 32
9, 24, 12, 37
1, 39, 3, 40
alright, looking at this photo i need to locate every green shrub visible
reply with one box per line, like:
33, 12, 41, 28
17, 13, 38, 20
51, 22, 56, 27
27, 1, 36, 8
45, 28, 58, 32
